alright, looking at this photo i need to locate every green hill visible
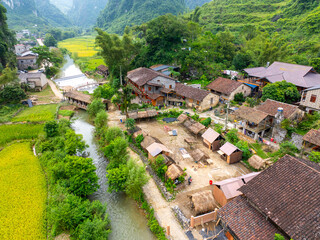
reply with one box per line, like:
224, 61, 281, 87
187, 0, 320, 35
185, 0, 212, 9
2, 0, 71, 29
68, 0, 108, 27
96, 0, 186, 34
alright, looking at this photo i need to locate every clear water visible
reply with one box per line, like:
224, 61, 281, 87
72, 111, 155, 240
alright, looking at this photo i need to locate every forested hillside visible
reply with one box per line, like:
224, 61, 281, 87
68, 0, 108, 27
185, 0, 211, 9
96, 0, 186, 34
2, 0, 70, 29
0, 4, 15, 71
49, 0, 73, 14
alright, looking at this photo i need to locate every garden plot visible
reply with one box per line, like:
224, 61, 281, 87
0, 142, 46, 240
12, 104, 58, 122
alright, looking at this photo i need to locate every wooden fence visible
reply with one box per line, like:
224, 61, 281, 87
190, 209, 218, 228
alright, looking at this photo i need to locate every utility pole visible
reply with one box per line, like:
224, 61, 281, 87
225, 101, 230, 130
120, 65, 123, 86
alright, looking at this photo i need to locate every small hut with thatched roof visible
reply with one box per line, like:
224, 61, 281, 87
166, 164, 184, 181
248, 155, 267, 170
190, 190, 216, 215
190, 149, 209, 164
177, 113, 188, 123
141, 135, 156, 150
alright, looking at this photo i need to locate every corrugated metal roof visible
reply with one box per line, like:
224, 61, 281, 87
146, 142, 172, 157
201, 128, 220, 143
219, 142, 240, 156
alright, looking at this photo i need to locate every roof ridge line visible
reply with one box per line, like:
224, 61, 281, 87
287, 155, 320, 174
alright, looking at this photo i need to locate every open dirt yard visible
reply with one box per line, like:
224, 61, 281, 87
137, 120, 250, 191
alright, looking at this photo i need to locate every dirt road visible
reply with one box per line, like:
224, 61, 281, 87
48, 79, 63, 100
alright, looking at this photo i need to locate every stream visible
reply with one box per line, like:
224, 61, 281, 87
72, 110, 155, 240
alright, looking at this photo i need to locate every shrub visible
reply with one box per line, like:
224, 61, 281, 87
309, 151, 320, 163
234, 92, 245, 103
58, 110, 74, 117
0, 84, 26, 103
87, 99, 105, 118
44, 120, 59, 137
135, 134, 144, 145
201, 117, 212, 127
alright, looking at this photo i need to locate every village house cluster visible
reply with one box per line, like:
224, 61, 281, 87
119, 61, 320, 240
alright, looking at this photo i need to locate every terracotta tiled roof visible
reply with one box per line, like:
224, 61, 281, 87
218, 196, 282, 239
255, 99, 298, 118
175, 83, 209, 101
302, 129, 320, 146
239, 155, 320, 239
206, 77, 242, 95
127, 67, 175, 87
244, 61, 320, 88
233, 106, 268, 124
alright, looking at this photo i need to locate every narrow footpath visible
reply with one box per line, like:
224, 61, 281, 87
48, 79, 63, 100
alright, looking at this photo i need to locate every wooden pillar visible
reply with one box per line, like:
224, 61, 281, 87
166, 226, 170, 236
190, 216, 195, 228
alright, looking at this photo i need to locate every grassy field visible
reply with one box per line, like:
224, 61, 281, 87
0, 104, 23, 123
0, 124, 44, 146
0, 142, 46, 240
12, 104, 58, 122
28, 86, 58, 104
58, 35, 100, 58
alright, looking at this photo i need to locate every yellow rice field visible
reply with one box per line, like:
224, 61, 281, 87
58, 35, 100, 57
0, 142, 46, 240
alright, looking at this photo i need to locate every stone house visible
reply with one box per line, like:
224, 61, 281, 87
218, 155, 320, 240
302, 129, 320, 151
206, 77, 252, 101
300, 85, 320, 113
19, 72, 48, 91
17, 51, 38, 70
127, 67, 218, 111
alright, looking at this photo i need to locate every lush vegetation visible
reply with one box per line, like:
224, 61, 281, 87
58, 109, 75, 117
36, 119, 111, 238
0, 104, 22, 123
12, 104, 58, 122
0, 4, 16, 71
185, 0, 211, 9
96, 0, 186, 34
262, 81, 301, 103
0, 124, 44, 146
0, 142, 46, 240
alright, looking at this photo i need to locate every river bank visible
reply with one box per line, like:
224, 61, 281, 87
72, 111, 155, 240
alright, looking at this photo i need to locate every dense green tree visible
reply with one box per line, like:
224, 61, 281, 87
309, 151, 320, 163
93, 84, 115, 100
94, 110, 108, 130
0, 84, 26, 103
106, 164, 127, 193
44, 120, 59, 137
225, 129, 239, 144
125, 118, 136, 132
74, 216, 111, 240
102, 126, 124, 145
0, 66, 18, 87
232, 52, 253, 70
125, 159, 148, 201
64, 129, 87, 155
64, 155, 99, 196
103, 137, 129, 168
95, 28, 137, 78
44, 33, 57, 47
87, 99, 105, 118
262, 81, 300, 103
111, 85, 135, 118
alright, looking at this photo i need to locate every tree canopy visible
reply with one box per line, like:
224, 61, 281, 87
262, 81, 301, 104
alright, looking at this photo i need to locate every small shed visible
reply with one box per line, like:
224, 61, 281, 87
97, 65, 109, 77
248, 155, 266, 170
218, 142, 242, 164
302, 129, 320, 151
177, 113, 188, 123
190, 149, 209, 164
213, 172, 260, 206
189, 122, 206, 135
190, 190, 216, 215
201, 128, 223, 151
141, 135, 156, 150
166, 164, 184, 181
146, 142, 173, 161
